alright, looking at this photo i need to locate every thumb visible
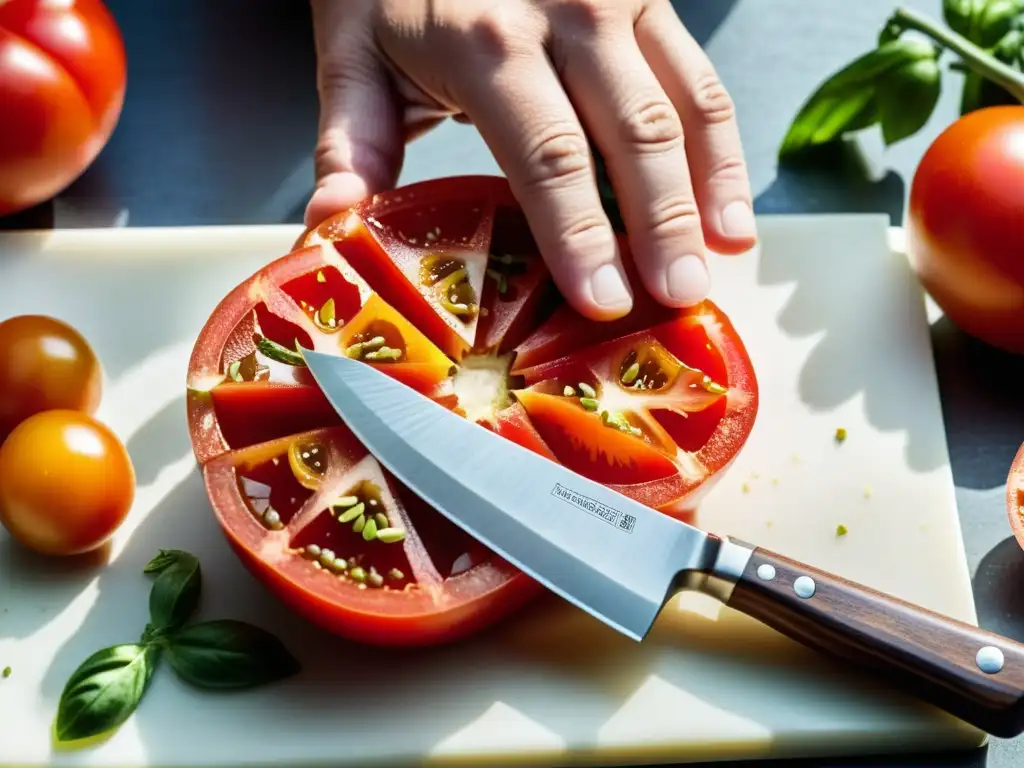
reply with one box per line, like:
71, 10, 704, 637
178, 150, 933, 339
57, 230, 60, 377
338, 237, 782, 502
305, 0, 404, 228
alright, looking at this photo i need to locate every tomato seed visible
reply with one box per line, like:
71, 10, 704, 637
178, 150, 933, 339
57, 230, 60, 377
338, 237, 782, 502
353, 515, 367, 534
374, 512, 389, 529
362, 517, 378, 541
621, 362, 640, 386
338, 502, 365, 523
562, 385, 575, 397
303, 544, 322, 560
578, 382, 596, 399
376, 527, 406, 544
350, 566, 367, 583
388, 568, 404, 581
580, 397, 599, 412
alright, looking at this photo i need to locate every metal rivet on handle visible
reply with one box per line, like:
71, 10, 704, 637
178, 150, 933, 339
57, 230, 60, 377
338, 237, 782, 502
757, 564, 776, 581
976, 646, 1005, 674
793, 576, 816, 599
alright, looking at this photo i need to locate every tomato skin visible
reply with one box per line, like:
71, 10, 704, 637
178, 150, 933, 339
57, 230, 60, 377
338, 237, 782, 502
0, 0, 127, 216
1008, 442, 1024, 552
0, 409, 134, 556
0, 314, 103, 442
906, 106, 1024, 354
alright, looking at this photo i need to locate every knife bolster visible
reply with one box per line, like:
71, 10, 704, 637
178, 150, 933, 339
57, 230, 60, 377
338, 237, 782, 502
684, 535, 755, 603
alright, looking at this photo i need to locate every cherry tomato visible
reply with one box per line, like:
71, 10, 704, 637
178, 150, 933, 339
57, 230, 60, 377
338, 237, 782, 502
0, 314, 103, 442
0, 410, 135, 556
906, 106, 1024, 354
0, 0, 127, 216
189, 175, 759, 647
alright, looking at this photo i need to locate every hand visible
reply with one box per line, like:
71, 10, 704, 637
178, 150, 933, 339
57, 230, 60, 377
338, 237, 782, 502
305, 0, 756, 321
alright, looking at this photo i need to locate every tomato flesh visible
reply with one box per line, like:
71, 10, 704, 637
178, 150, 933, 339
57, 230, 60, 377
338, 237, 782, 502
1007, 442, 1024, 553
189, 176, 759, 647
0, 409, 134, 556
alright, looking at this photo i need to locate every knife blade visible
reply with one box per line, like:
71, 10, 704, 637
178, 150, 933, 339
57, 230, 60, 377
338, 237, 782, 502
302, 348, 1024, 738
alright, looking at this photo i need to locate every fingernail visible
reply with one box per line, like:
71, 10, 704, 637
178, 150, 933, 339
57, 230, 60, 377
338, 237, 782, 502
667, 254, 710, 305
721, 200, 757, 240
590, 263, 632, 309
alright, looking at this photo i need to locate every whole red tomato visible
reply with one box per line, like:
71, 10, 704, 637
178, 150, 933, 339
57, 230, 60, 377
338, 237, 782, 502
0, 0, 127, 217
906, 106, 1024, 354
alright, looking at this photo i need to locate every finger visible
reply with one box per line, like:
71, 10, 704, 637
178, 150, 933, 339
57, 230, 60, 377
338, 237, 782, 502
636, 1, 756, 255
454, 50, 633, 320
305, 0, 404, 228
554, 8, 709, 308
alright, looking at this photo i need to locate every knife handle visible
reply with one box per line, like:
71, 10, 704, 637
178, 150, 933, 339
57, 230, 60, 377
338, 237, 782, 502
723, 545, 1024, 738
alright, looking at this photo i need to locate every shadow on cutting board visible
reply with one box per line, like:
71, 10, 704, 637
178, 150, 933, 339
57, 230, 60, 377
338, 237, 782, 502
753, 207, 946, 475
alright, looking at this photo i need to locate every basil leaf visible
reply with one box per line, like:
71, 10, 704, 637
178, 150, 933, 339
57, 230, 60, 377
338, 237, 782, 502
165, 619, 301, 690
944, 0, 985, 38
973, 0, 1024, 47
54, 644, 160, 743
876, 49, 942, 145
145, 549, 201, 633
779, 40, 936, 158
144, 548, 195, 575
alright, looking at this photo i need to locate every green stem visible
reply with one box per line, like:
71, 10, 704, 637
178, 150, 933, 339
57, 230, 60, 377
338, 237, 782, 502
891, 6, 1024, 102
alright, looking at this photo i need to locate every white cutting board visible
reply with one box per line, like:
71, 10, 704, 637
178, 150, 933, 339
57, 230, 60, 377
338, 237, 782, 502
0, 216, 985, 767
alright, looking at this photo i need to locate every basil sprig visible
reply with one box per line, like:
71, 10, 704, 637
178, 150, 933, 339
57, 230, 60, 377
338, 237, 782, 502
779, 2, 1024, 160
54, 550, 301, 745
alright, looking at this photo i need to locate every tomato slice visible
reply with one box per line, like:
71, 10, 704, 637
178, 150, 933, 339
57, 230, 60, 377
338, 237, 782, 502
190, 175, 759, 647
300, 176, 554, 361
204, 426, 542, 647
513, 301, 758, 513
186, 245, 454, 464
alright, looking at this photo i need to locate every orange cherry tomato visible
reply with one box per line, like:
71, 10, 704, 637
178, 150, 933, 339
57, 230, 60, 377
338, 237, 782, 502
0, 410, 135, 556
0, 314, 103, 442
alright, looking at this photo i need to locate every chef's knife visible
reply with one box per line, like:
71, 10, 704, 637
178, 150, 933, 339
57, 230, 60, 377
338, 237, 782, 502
302, 348, 1024, 738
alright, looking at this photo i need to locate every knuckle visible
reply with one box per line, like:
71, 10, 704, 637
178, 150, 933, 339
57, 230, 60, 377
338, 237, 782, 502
646, 194, 702, 239
620, 95, 684, 153
556, 214, 613, 255
466, 7, 532, 60
691, 72, 736, 125
548, 0, 607, 32
704, 154, 748, 184
521, 128, 593, 190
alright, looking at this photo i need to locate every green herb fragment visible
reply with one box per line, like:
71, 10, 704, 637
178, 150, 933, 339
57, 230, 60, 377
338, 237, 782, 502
227, 360, 243, 382
835, 427, 848, 443
2, 666, 10, 678
836, 524, 849, 537
257, 337, 307, 367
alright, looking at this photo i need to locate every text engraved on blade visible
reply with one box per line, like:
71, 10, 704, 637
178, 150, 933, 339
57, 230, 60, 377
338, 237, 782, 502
550, 484, 635, 534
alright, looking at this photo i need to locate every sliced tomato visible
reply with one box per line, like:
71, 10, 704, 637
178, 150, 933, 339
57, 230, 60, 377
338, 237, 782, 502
191, 175, 759, 647
300, 176, 554, 361
204, 426, 542, 647
1007, 442, 1024, 552
513, 300, 758, 514
186, 244, 454, 465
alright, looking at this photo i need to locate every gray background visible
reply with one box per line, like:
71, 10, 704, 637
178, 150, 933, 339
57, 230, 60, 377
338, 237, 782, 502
3, 0, 1023, 765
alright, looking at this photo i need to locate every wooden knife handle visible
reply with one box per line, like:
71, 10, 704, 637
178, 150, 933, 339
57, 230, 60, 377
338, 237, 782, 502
725, 546, 1024, 737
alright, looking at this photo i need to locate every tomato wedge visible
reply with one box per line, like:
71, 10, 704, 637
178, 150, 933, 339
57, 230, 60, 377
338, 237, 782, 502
188, 175, 759, 647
